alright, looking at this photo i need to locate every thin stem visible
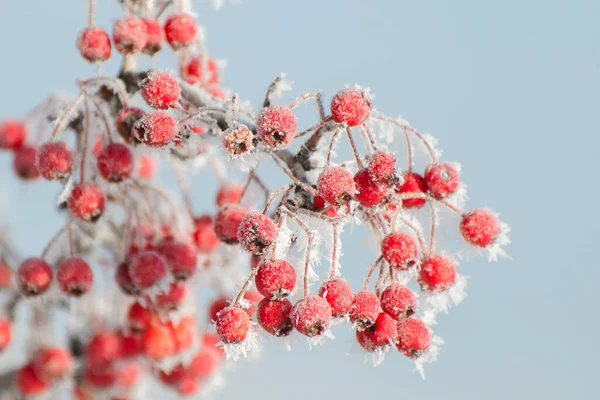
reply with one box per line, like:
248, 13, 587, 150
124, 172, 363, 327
79, 99, 91, 183
88, 95, 113, 143
78, 78, 128, 108
67, 220, 75, 258
374, 258, 387, 297
269, 212, 287, 262
289, 92, 325, 121
263, 76, 283, 108
428, 201, 437, 255
271, 154, 318, 196
345, 127, 364, 168
88, 0, 96, 27
326, 125, 344, 165
262, 185, 293, 215
398, 217, 427, 256
41, 222, 70, 260
240, 169, 269, 207
361, 124, 378, 152
295, 117, 333, 139
362, 256, 383, 291
281, 208, 314, 297
233, 269, 258, 307
375, 115, 435, 165
156, 0, 174, 19
329, 223, 339, 280
50, 93, 85, 141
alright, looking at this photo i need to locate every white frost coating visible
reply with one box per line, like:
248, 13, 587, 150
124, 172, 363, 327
306, 328, 335, 349
371, 345, 394, 367
414, 335, 444, 379
219, 323, 259, 360
421, 274, 469, 326
270, 73, 294, 100
56, 175, 74, 206
274, 217, 293, 260
421, 132, 443, 160
211, 0, 241, 10
447, 182, 469, 212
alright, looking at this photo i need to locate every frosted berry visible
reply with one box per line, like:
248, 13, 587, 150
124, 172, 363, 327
354, 168, 388, 207
116, 261, 141, 296
368, 151, 397, 187
128, 250, 168, 290
396, 318, 431, 358
127, 301, 154, 332
68, 183, 105, 222
181, 57, 219, 85
290, 295, 332, 337
395, 172, 427, 209
356, 312, 398, 352
142, 18, 164, 56
209, 297, 230, 323
0, 119, 26, 149
317, 167, 357, 207
12, 146, 39, 180
156, 241, 197, 280
460, 208, 500, 247
257, 298, 293, 337
33, 347, 72, 380
16, 363, 49, 396
381, 232, 418, 270
77, 27, 111, 62
37, 141, 72, 180
17, 258, 52, 296
318, 279, 353, 317
223, 124, 256, 156
140, 71, 181, 110
164, 14, 198, 50
113, 17, 146, 55
243, 290, 263, 316
119, 333, 143, 358
83, 365, 116, 388
214, 204, 248, 244
116, 107, 144, 144
424, 162, 460, 199
237, 212, 277, 255
0, 318, 10, 351
143, 323, 175, 359
255, 259, 297, 300
133, 111, 177, 147
86, 332, 122, 367
57, 257, 93, 296
97, 143, 134, 182
216, 183, 244, 207
193, 215, 221, 253
349, 290, 380, 330
215, 307, 251, 344
172, 316, 196, 351
256, 105, 297, 149
380, 284, 416, 320
419, 255, 457, 292
330, 88, 371, 127
189, 348, 220, 380
137, 154, 156, 179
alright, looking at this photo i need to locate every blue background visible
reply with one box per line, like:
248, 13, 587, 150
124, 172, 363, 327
0, 1, 598, 399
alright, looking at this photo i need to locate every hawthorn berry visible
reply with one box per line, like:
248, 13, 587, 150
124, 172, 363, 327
256, 105, 297, 149
68, 183, 105, 222
16, 363, 50, 396
209, 297, 230, 323
395, 171, 427, 209
368, 151, 397, 187
172, 316, 196, 351
158, 363, 186, 386
33, 347, 72, 380
214, 204, 248, 244
419, 255, 457, 292
290, 295, 332, 337
0, 119, 26, 149
0, 318, 10, 351
77, 27, 111, 62
460, 208, 500, 247
215, 307, 251, 344
257, 298, 293, 337
86, 331, 122, 367
317, 167, 357, 207
132, 111, 177, 147
193, 215, 221, 253
380, 284, 416, 320
349, 290, 380, 330
37, 141, 72, 180
156, 241, 198, 280
354, 168, 388, 207
83, 365, 116, 388
116, 107, 144, 144
255, 259, 297, 300
396, 318, 431, 358
12, 145, 39, 180
128, 250, 168, 290
216, 183, 244, 207
189, 347, 221, 380
356, 312, 398, 352
330, 88, 371, 127
136, 154, 156, 179
164, 14, 197, 50
115, 261, 141, 296
181, 57, 219, 85
424, 162, 460, 199
57, 257, 94, 296
381, 232, 418, 270
17, 258, 53, 297
237, 212, 277, 255
113, 16, 146, 55
143, 323, 176, 359
154, 282, 187, 311
140, 71, 181, 110
142, 18, 164, 56
127, 301, 154, 332
97, 143, 134, 182
318, 279, 353, 317
119, 332, 143, 358
223, 124, 256, 156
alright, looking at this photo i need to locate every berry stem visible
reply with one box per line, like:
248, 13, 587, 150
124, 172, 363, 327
295, 117, 333, 140
328, 223, 339, 280
345, 127, 364, 168
374, 257, 387, 296
240, 168, 269, 208
67, 220, 75, 258
41, 222, 70, 261
326, 125, 344, 165
88, 0, 95, 27
79, 98, 92, 183
232, 269, 258, 307
289, 92, 326, 121
155, 0, 174, 19
360, 123, 378, 152
49, 93, 85, 141
262, 76, 283, 108
280, 207, 314, 297
270, 154, 317, 196
375, 115, 436, 165
77, 78, 129, 108
362, 255, 383, 291
397, 216, 427, 256
262, 185, 293, 215
428, 201, 437, 255
269, 212, 287, 262
87, 95, 113, 143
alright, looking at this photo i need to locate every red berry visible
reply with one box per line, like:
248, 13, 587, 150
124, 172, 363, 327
77, 27, 111, 62
117, 332, 143, 358
0, 119, 27, 149
419, 255, 457, 291
128, 250, 168, 291
164, 14, 198, 50
16, 363, 50, 396
395, 172, 427, 209
178, 375, 200, 395
368, 151, 397, 187
141, 71, 181, 110
256, 105, 297, 149
113, 17, 146, 55
156, 241, 198, 280
57, 257, 93, 296
142, 18, 164, 56
0, 318, 11, 351
290, 295, 332, 337
136, 154, 156, 179
17, 258, 52, 296
396, 318, 431, 358
460, 208, 500, 247
424, 162, 460, 199
181, 57, 219, 85
193, 215, 221, 253
68, 183, 105, 222
318, 279, 353, 317
256, 298, 293, 337
356, 312, 398, 352
143, 323, 176, 359
12, 145, 39, 180
37, 141, 72, 180
116, 107, 144, 144
188, 348, 220, 380
86, 332, 122, 367
354, 168, 388, 207
380, 284, 416, 320
33, 347, 72, 380
116, 261, 141, 296
172, 316, 196, 351
214, 204, 248, 244
215, 307, 251, 344
97, 143, 134, 182
317, 167, 357, 207
158, 364, 186, 386
255, 259, 297, 300
209, 297, 230, 323
127, 301, 154, 332
349, 290, 380, 330
223, 124, 255, 156
133, 111, 177, 147
243, 290, 263, 316
154, 282, 187, 311
381, 232, 418, 270
237, 212, 277, 256
216, 183, 244, 207
330, 88, 371, 127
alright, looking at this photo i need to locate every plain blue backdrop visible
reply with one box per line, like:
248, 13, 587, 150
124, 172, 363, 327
0, 1, 599, 399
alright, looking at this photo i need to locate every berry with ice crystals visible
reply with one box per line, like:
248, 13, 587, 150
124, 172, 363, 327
77, 27, 111, 62
290, 295, 332, 337
97, 143, 134, 182
156, 241, 198, 280
330, 88, 371, 127
223, 124, 255, 156
68, 183, 105, 222
17, 258, 53, 297
460, 208, 500, 247
0, 119, 26, 149
395, 172, 427, 209
237, 212, 277, 256
419, 255, 457, 292
216, 307, 251, 344
12, 146, 39, 180
396, 318, 431, 359
317, 167, 357, 207
368, 151, 397, 187
356, 312, 398, 352
380, 284, 416, 320
57, 257, 93, 296
193, 215, 221, 253
354, 168, 388, 207
181, 57, 219, 85
255, 259, 297, 300
142, 18, 164, 56
133, 111, 177, 147
113, 17, 146, 55
141, 71, 181, 110
128, 250, 168, 290
256, 105, 297, 149
381, 232, 418, 270
164, 14, 198, 50
318, 279, 353, 317
37, 141, 72, 180
216, 183, 244, 207
424, 162, 460, 199
214, 204, 248, 244
350, 290, 380, 330
256, 298, 293, 337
